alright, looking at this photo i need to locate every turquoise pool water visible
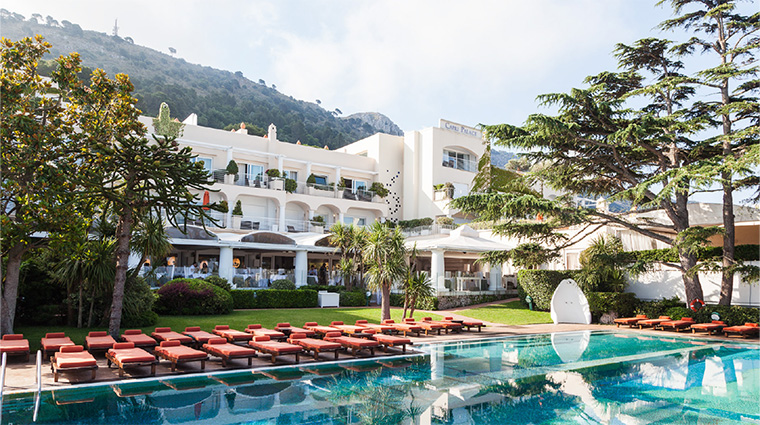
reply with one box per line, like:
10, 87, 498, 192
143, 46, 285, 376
2, 331, 758, 424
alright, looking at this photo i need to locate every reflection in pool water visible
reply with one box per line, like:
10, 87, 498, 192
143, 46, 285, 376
2, 331, 758, 424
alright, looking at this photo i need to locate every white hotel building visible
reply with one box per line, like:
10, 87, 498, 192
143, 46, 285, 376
140, 115, 508, 294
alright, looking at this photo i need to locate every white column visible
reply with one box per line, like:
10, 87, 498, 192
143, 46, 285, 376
306, 162, 312, 179
489, 263, 501, 290
277, 155, 284, 173
308, 209, 315, 220
278, 203, 286, 232
225, 147, 233, 164
295, 250, 308, 287
430, 249, 445, 292
219, 246, 234, 283
338, 212, 345, 224
334, 167, 341, 195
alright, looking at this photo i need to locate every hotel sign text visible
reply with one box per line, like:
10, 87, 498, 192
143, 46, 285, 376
440, 119, 482, 139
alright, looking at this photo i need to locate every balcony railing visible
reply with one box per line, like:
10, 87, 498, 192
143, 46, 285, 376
401, 224, 457, 237
442, 157, 478, 172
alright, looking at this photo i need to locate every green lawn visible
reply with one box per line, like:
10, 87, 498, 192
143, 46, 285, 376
17, 307, 443, 352
457, 301, 552, 325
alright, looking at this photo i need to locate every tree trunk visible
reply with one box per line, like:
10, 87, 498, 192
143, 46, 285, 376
87, 288, 96, 328
77, 281, 83, 328
381, 283, 391, 321
409, 295, 418, 319
719, 172, 735, 305
402, 296, 409, 319
679, 250, 704, 304
1, 245, 25, 335
109, 207, 133, 339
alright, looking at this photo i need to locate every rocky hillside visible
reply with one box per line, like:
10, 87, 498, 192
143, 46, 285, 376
1, 11, 403, 148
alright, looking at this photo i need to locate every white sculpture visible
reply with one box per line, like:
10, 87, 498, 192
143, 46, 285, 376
550, 278, 592, 325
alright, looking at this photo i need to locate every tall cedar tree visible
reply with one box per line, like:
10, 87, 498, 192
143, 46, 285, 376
1, 36, 94, 334
453, 46, 710, 302
659, 0, 760, 305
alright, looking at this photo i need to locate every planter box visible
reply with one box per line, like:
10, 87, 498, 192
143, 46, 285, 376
224, 174, 235, 185
270, 179, 284, 191
307, 186, 334, 197
310, 224, 324, 233
231, 216, 242, 229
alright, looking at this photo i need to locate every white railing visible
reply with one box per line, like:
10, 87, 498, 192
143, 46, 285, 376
402, 224, 457, 237
442, 157, 478, 172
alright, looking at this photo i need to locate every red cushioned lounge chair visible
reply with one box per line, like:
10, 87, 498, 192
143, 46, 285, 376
153, 340, 208, 372
363, 329, 412, 353
202, 337, 259, 367
354, 320, 394, 334
303, 322, 341, 337
723, 322, 759, 338
41, 332, 75, 360
330, 321, 370, 335
404, 318, 442, 335
182, 327, 217, 347
106, 342, 157, 377
381, 319, 421, 337
287, 332, 341, 360
691, 321, 726, 335
442, 316, 486, 332
614, 314, 648, 328
85, 331, 117, 353
51, 345, 98, 382
151, 327, 194, 345
659, 317, 696, 332
248, 336, 303, 364
274, 322, 316, 337
422, 317, 462, 333
0, 334, 29, 362
213, 325, 253, 343
120, 330, 157, 350
245, 324, 286, 341
323, 331, 379, 357
636, 316, 671, 329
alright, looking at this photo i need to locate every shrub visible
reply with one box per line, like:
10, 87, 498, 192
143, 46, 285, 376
230, 289, 318, 309
205, 275, 232, 292
266, 168, 281, 178
122, 276, 159, 327
226, 160, 239, 175
155, 278, 233, 315
389, 293, 439, 310
232, 200, 243, 216
398, 217, 434, 229
623, 244, 760, 263
271, 279, 296, 290
340, 290, 367, 307
435, 216, 454, 225
665, 306, 692, 320
517, 270, 574, 311
218, 200, 229, 213
370, 181, 388, 198
634, 297, 686, 319
585, 292, 639, 322
301, 285, 345, 292
284, 178, 297, 193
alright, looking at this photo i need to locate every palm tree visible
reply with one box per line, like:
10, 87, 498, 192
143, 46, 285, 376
129, 215, 172, 279
403, 272, 434, 319
329, 223, 367, 289
363, 222, 407, 320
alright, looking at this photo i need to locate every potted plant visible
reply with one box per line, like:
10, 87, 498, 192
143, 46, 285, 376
310, 215, 325, 233
266, 169, 284, 190
284, 178, 297, 193
224, 160, 239, 184
306, 173, 331, 196
231, 200, 243, 228
370, 181, 388, 201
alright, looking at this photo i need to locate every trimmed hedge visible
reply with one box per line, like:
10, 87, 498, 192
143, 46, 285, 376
623, 244, 759, 263
517, 270, 577, 311
271, 279, 296, 290
398, 217, 433, 229
155, 278, 233, 315
300, 285, 345, 293
339, 290, 368, 307
585, 292, 638, 322
231, 289, 318, 309
635, 299, 759, 326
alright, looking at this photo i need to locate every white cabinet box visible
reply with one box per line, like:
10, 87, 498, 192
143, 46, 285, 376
318, 291, 339, 308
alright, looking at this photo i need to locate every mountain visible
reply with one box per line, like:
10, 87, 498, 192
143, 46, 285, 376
490, 149, 518, 169
0, 11, 403, 148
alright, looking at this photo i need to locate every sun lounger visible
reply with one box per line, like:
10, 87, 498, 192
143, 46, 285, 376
41, 332, 75, 360
614, 314, 648, 328
422, 317, 462, 333
636, 316, 671, 329
443, 316, 486, 332
323, 331, 379, 357
84, 331, 116, 353
151, 327, 194, 345
354, 319, 394, 334
381, 319, 421, 337
691, 320, 726, 335
153, 340, 208, 372
182, 327, 217, 347
330, 321, 370, 335
106, 342, 157, 377
51, 345, 97, 382
363, 329, 412, 353
404, 318, 442, 335
0, 334, 29, 362
287, 332, 341, 360
723, 322, 759, 338
202, 337, 258, 367
303, 322, 341, 336
247, 336, 302, 364
213, 325, 253, 343
659, 317, 695, 332
121, 330, 157, 349
245, 324, 286, 341
274, 322, 316, 337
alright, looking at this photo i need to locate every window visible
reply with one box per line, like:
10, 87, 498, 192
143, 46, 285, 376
283, 170, 298, 181
443, 150, 475, 171
343, 216, 354, 225
248, 164, 264, 181
354, 180, 367, 193
192, 157, 213, 178
356, 217, 366, 226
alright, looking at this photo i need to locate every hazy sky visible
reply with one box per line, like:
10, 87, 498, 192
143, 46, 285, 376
4, 0, 683, 131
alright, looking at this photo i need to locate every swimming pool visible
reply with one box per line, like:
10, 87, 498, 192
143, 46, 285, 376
2, 331, 758, 424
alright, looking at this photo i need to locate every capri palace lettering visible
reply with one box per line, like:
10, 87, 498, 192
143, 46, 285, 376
440, 119, 482, 139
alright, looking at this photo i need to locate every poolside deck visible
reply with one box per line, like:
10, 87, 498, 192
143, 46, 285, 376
3, 322, 757, 394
